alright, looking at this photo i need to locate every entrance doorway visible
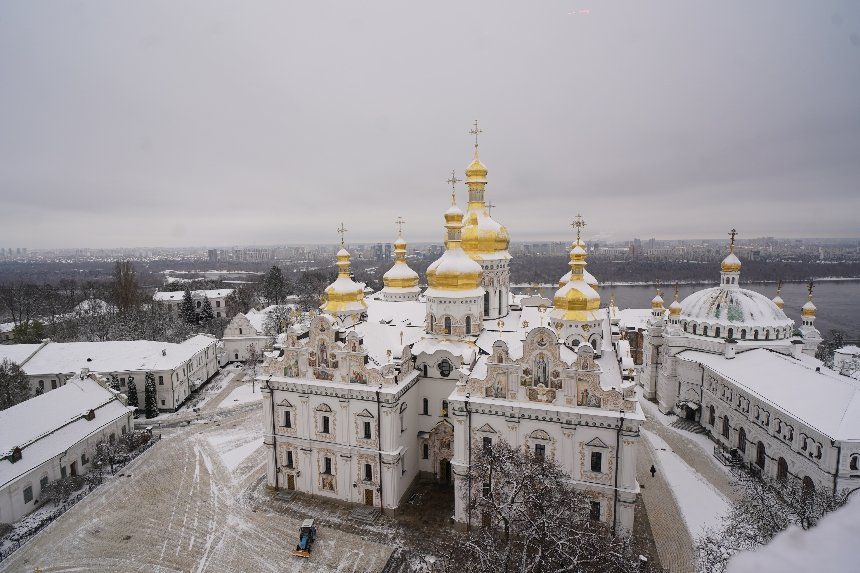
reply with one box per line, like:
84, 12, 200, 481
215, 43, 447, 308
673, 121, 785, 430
439, 459, 451, 484
287, 474, 295, 491
70, 461, 78, 477
364, 489, 374, 506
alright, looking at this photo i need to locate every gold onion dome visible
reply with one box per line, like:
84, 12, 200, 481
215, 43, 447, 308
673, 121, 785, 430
668, 290, 682, 317
559, 238, 598, 289
721, 229, 742, 273
426, 197, 483, 292
383, 234, 420, 290
460, 146, 510, 255
651, 289, 665, 310
801, 288, 817, 317
552, 244, 601, 320
321, 245, 368, 314
772, 282, 785, 310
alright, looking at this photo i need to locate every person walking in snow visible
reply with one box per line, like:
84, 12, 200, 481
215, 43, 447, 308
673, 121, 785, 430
649, 464, 656, 478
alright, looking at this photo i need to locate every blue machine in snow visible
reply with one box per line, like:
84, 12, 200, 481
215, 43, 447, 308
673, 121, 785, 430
290, 518, 317, 558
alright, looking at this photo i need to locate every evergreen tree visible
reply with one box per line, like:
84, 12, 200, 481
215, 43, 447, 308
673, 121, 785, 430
262, 265, 287, 305
0, 358, 30, 411
111, 260, 141, 314
109, 373, 121, 392
127, 375, 139, 409
144, 371, 158, 418
199, 296, 215, 324
180, 288, 198, 325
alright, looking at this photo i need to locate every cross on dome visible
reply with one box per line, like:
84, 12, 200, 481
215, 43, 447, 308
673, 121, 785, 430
395, 216, 405, 235
486, 201, 496, 215
337, 222, 348, 246
572, 214, 587, 242
807, 280, 815, 299
469, 119, 483, 147
728, 228, 738, 252
447, 170, 461, 204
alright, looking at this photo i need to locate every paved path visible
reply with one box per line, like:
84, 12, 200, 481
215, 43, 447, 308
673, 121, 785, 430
1, 406, 392, 572
636, 440, 695, 573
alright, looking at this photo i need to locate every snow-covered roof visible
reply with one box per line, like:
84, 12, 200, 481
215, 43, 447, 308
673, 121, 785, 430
353, 298, 427, 365
835, 345, 860, 356
0, 343, 44, 366
616, 308, 653, 330
153, 289, 234, 302
12, 335, 217, 376
680, 286, 793, 329
679, 348, 860, 441
412, 337, 477, 363
0, 377, 133, 487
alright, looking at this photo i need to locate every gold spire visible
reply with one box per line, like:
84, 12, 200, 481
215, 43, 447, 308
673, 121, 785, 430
425, 181, 482, 292
669, 283, 682, 316
651, 287, 665, 310
772, 279, 785, 309
383, 218, 420, 290
322, 223, 367, 315
721, 228, 742, 273
801, 280, 817, 316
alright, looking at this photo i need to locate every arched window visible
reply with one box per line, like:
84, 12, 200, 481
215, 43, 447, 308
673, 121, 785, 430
703, 325, 709, 336
728, 328, 733, 339
756, 441, 766, 469
591, 338, 598, 350
802, 476, 815, 495
693, 324, 698, 335
754, 330, 759, 340
715, 327, 721, 338
850, 455, 859, 471
422, 398, 429, 415
765, 330, 770, 340
444, 316, 452, 335
429, 315, 435, 332
499, 290, 503, 315
722, 415, 730, 438
738, 427, 747, 453
708, 405, 715, 426
777, 457, 788, 481
740, 329, 746, 340
465, 316, 472, 334
484, 292, 490, 316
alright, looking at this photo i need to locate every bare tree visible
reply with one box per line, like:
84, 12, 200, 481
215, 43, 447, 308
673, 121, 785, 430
111, 260, 141, 315
696, 472, 849, 573
440, 439, 654, 573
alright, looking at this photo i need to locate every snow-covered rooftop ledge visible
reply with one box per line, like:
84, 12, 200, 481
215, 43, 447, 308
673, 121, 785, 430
448, 394, 645, 422
257, 369, 420, 400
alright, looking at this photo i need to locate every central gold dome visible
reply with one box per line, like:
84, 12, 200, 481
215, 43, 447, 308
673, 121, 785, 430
460, 145, 510, 255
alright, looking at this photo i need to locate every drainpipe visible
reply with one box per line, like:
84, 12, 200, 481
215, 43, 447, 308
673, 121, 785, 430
833, 440, 841, 496
265, 376, 278, 490
612, 408, 625, 536
466, 393, 472, 533
376, 384, 384, 516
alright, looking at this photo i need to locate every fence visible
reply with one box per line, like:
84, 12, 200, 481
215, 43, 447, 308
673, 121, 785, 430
0, 434, 162, 564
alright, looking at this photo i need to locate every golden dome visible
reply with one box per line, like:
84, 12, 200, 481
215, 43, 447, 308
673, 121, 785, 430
721, 252, 742, 273
460, 144, 510, 256
801, 302, 816, 317
466, 154, 488, 184
551, 244, 600, 320
321, 246, 368, 315
426, 194, 483, 293
383, 235, 420, 290
651, 289, 665, 310
668, 289, 682, 316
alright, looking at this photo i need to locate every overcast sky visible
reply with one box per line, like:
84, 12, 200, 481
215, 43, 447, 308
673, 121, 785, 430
1, 1, 859, 249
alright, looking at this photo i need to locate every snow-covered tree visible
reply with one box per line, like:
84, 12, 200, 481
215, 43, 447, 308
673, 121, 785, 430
180, 288, 197, 325
696, 472, 849, 573
126, 375, 139, 409
199, 295, 215, 324
0, 358, 30, 411
439, 439, 655, 573
144, 371, 158, 418
109, 373, 121, 392
262, 265, 288, 305
262, 305, 294, 337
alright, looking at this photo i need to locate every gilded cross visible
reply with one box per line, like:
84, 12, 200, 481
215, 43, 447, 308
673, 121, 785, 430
572, 214, 586, 242
469, 119, 483, 147
776, 278, 783, 295
728, 228, 738, 252
447, 170, 461, 203
337, 222, 347, 246
486, 201, 496, 215
395, 216, 405, 235
674, 282, 679, 301
807, 280, 814, 298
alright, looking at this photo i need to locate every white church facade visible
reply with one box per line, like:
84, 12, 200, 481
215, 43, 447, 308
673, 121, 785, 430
259, 137, 643, 532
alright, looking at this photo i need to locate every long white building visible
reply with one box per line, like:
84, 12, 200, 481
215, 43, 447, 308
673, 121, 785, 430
259, 142, 643, 532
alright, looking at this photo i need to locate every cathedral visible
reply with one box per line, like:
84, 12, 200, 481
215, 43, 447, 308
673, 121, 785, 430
259, 132, 643, 532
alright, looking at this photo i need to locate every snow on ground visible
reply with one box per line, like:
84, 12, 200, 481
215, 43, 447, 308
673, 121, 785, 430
207, 429, 263, 473
643, 429, 729, 538
218, 382, 263, 409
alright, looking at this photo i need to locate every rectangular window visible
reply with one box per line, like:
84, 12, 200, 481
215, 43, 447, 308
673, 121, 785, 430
535, 443, 546, 461
40, 475, 49, 490
284, 411, 292, 428
158, 376, 164, 385
216, 301, 221, 307
590, 451, 602, 473
364, 463, 372, 481
120, 377, 126, 385
161, 400, 165, 406
23, 486, 33, 504
590, 501, 601, 521
483, 436, 492, 451
81, 453, 88, 465
51, 380, 57, 389
422, 443, 429, 459
286, 451, 294, 468
60, 466, 67, 479
322, 416, 330, 434
422, 398, 429, 415
363, 421, 371, 439
441, 400, 448, 417
323, 457, 332, 475
482, 482, 491, 498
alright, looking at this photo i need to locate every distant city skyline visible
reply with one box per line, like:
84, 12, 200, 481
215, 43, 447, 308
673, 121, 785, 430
2, 1, 860, 248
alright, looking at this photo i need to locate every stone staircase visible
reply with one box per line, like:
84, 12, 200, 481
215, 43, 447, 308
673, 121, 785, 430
669, 418, 709, 435
349, 505, 381, 524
